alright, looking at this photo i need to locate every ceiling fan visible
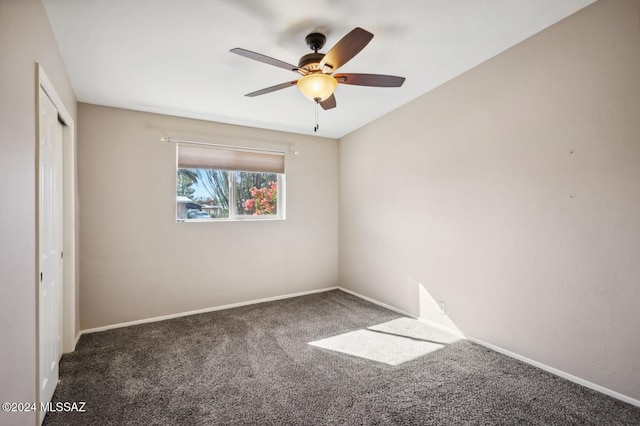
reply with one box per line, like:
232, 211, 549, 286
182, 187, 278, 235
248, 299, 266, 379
230, 27, 405, 111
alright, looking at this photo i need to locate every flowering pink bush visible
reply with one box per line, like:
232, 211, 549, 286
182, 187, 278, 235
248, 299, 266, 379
244, 181, 277, 215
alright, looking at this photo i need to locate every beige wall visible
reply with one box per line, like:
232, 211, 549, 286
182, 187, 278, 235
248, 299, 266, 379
339, 0, 640, 401
0, 0, 77, 424
77, 104, 339, 329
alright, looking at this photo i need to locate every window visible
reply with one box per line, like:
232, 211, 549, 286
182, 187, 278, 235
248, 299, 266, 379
176, 143, 285, 221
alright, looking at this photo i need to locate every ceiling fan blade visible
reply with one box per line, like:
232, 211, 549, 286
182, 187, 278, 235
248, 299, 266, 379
230, 48, 298, 72
245, 81, 298, 97
319, 27, 373, 72
335, 73, 405, 87
320, 94, 336, 110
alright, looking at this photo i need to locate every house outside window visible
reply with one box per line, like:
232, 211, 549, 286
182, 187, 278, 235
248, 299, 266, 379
176, 144, 285, 221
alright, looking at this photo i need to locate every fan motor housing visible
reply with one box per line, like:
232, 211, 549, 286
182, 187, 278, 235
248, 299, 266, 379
298, 52, 324, 71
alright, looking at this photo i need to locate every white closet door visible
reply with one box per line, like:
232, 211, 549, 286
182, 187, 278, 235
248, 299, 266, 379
39, 87, 63, 415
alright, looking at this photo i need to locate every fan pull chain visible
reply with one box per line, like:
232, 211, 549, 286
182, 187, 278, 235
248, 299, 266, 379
314, 100, 319, 132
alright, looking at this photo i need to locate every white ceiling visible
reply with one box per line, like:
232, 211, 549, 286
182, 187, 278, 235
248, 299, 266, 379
43, 0, 595, 139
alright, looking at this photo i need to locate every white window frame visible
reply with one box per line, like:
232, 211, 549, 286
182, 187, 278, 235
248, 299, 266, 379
176, 142, 286, 222
227, 170, 285, 221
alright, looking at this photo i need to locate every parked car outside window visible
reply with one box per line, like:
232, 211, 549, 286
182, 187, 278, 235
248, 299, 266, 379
187, 210, 211, 219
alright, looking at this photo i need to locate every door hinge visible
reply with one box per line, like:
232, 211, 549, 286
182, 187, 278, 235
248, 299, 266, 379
61, 251, 64, 259
40, 272, 43, 282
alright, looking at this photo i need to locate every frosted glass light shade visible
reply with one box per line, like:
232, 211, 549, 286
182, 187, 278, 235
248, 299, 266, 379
297, 73, 338, 102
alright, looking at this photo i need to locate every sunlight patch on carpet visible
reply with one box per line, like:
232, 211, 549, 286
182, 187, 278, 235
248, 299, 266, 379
308, 319, 458, 365
367, 317, 462, 344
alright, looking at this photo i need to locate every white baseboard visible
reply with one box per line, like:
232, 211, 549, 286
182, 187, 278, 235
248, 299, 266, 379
338, 287, 466, 338
466, 336, 640, 408
416, 317, 467, 339
80, 286, 339, 336
337, 286, 416, 318
338, 286, 640, 408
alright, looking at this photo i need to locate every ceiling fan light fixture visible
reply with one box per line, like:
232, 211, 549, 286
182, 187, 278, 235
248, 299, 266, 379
297, 73, 337, 102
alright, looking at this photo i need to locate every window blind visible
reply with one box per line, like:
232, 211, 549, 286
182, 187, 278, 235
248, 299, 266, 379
177, 144, 285, 174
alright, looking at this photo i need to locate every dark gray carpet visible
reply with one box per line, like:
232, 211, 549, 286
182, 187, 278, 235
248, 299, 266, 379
44, 290, 640, 425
